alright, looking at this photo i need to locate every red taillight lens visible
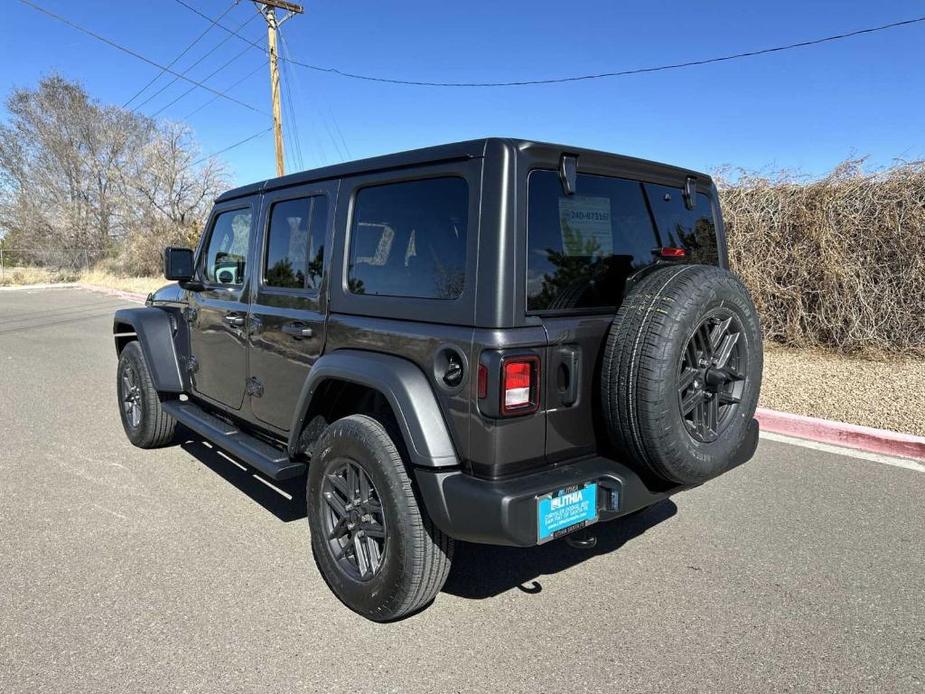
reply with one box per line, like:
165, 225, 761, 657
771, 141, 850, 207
657, 247, 688, 258
477, 363, 488, 399
501, 357, 539, 414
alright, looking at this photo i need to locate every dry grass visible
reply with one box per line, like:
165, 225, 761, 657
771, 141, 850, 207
78, 270, 165, 296
719, 159, 925, 355
0, 265, 163, 295
0, 265, 78, 286
762, 345, 925, 436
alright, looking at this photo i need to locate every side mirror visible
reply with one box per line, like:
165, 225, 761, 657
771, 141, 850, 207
164, 246, 194, 281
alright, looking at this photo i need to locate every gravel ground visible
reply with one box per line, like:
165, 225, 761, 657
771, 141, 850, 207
761, 346, 925, 436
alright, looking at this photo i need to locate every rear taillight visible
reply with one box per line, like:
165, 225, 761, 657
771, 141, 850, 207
501, 356, 540, 415
656, 247, 688, 259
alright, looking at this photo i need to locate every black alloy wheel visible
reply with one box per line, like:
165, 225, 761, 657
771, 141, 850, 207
116, 341, 177, 448
320, 459, 387, 581
120, 361, 143, 430
306, 414, 454, 621
677, 310, 747, 443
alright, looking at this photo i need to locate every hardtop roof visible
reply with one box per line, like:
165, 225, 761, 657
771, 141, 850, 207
214, 137, 711, 203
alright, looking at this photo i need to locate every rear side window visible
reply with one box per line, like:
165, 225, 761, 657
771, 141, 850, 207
347, 177, 468, 299
264, 196, 329, 290
527, 170, 717, 312
203, 208, 253, 285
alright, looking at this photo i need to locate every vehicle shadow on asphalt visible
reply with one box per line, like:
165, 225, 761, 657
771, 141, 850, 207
179, 431, 307, 523
442, 500, 678, 600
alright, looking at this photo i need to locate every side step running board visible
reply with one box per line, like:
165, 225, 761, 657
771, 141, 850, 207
162, 400, 305, 481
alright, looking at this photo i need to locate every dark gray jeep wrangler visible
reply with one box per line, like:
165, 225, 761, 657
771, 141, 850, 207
113, 138, 762, 621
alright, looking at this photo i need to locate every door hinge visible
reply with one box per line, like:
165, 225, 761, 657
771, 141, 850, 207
183, 306, 198, 323
246, 376, 264, 398
186, 355, 199, 374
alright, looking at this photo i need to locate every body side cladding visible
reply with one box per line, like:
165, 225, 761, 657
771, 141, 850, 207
288, 349, 459, 468
113, 307, 186, 393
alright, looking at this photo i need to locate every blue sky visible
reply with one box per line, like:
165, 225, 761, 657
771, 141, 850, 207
2, 0, 924, 186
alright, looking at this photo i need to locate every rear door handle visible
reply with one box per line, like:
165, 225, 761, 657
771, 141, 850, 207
282, 322, 313, 339
223, 313, 246, 327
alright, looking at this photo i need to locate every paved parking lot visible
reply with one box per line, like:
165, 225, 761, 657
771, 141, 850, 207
1, 288, 923, 693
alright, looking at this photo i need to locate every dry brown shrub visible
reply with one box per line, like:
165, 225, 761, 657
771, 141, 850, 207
115, 220, 201, 276
717, 158, 925, 354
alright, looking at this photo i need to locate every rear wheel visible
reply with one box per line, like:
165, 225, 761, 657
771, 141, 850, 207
307, 414, 453, 621
116, 341, 176, 448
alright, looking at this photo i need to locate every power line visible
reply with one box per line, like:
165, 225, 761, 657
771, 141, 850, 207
280, 31, 351, 162
278, 50, 304, 170
122, 0, 239, 108
173, 0, 267, 54
182, 61, 268, 120
170, 6, 925, 87
295, 15, 925, 86
192, 127, 273, 166
19, 0, 268, 115
134, 13, 261, 112
151, 41, 254, 117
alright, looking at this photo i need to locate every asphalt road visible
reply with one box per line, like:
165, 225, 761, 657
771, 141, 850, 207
1, 288, 923, 693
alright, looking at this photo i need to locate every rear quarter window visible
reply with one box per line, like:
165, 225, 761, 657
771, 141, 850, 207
527, 170, 717, 312
347, 177, 468, 299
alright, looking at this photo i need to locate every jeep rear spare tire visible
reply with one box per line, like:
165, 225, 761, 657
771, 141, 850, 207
601, 264, 762, 486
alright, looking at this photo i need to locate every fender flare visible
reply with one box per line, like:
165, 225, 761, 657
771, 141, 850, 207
113, 307, 185, 393
288, 350, 459, 468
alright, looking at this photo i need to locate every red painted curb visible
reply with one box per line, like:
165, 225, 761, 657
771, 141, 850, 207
79, 284, 148, 304
756, 407, 925, 461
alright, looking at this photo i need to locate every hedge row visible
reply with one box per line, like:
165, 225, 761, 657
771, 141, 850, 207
718, 159, 925, 354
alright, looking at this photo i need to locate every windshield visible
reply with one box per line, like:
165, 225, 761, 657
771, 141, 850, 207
526, 170, 718, 312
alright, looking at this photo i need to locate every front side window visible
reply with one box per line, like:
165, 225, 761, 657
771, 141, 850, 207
527, 171, 717, 311
203, 208, 253, 285
264, 196, 329, 290
347, 177, 468, 299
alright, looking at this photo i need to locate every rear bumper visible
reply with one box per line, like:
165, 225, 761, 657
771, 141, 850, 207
416, 418, 759, 547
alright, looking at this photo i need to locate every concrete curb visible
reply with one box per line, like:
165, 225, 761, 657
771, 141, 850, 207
756, 407, 925, 462
0, 282, 79, 291
78, 284, 148, 304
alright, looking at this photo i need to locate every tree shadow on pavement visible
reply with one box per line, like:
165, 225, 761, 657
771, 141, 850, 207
178, 428, 307, 523
443, 499, 677, 600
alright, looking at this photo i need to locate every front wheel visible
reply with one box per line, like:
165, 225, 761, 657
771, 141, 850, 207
307, 414, 453, 621
116, 341, 176, 448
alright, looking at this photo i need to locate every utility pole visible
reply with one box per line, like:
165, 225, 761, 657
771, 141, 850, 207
253, 0, 303, 177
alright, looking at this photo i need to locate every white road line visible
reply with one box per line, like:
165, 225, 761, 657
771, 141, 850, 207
760, 431, 925, 473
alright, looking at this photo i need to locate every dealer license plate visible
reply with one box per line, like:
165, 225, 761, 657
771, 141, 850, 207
536, 483, 598, 543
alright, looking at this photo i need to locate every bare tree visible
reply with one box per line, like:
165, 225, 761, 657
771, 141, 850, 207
0, 75, 228, 274
119, 122, 228, 274
0, 76, 149, 260
126, 122, 226, 229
